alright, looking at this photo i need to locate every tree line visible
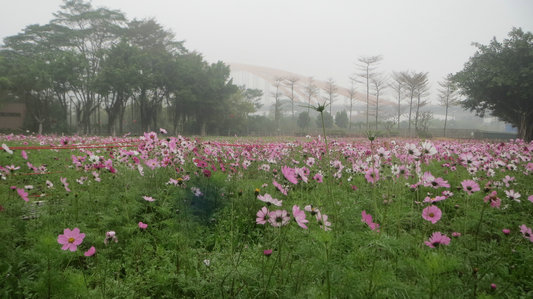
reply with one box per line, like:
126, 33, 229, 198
0, 0, 262, 136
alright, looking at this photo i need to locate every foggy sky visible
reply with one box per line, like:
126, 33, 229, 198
1, 0, 533, 102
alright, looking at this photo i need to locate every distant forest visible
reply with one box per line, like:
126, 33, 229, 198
0, 0, 264, 136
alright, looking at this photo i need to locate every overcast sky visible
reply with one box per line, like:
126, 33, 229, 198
1, 0, 533, 101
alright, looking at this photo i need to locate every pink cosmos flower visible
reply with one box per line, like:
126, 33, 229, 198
502, 175, 515, 187
281, 166, 299, 184
461, 179, 480, 195
21, 150, 28, 160
17, 188, 29, 202
304, 205, 320, 215
257, 193, 282, 206
519, 224, 533, 242
272, 179, 288, 196
268, 210, 290, 227
504, 190, 521, 202
294, 167, 309, 183
361, 210, 380, 231
312, 173, 323, 183
422, 205, 442, 224
84, 246, 96, 257
431, 177, 450, 189
138, 222, 148, 229
104, 231, 118, 245
160, 128, 167, 134
57, 228, 85, 251
316, 212, 332, 231
483, 191, 501, 208
529, 195, 533, 203
292, 205, 308, 229
263, 249, 273, 257
502, 228, 510, 235
424, 232, 451, 248
191, 187, 203, 197
365, 168, 380, 184
452, 232, 461, 237
60, 177, 71, 192
1, 143, 13, 154
143, 196, 155, 202
423, 196, 446, 203
46, 180, 54, 189
256, 207, 269, 225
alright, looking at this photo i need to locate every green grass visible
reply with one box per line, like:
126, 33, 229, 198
1, 135, 532, 298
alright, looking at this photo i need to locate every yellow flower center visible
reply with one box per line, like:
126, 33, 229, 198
68, 237, 75, 243
429, 213, 434, 217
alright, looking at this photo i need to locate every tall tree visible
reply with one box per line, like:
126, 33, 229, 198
324, 78, 337, 116
284, 77, 299, 118
357, 55, 383, 129
452, 28, 533, 141
304, 77, 318, 113
414, 72, 430, 132
371, 75, 387, 130
390, 71, 404, 130
127, 18, 185, 133
347, 76, 358, 129
438, 74, 458, 137
52, 0, 127, 134
94, 41, 141, 135
1, 23, 76, 133
272, 77, 284, 131
400, 71, 427, 137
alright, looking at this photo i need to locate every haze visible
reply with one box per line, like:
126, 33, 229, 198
1, 0, 533, 96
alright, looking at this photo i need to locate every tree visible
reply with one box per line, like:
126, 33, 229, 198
316, 111, 333, 128
400, 71, 428, 137
324, 78, 337, 116
284, 77, 299, 118
52, 0, 127, 134
452, 28, 533, 141
1, 23, 78, 134
304, 77, 319, 113
335, 110, 349, 128
413, 72, 429, 132
347, 76, 358, 129
371, 75, 387, 130
357, 55, 383, 129
438, 74, 458, 137
390, 71, 404, 130
94, 41, 141, 135
271, 77, 284, 130
297, 111, 311, 129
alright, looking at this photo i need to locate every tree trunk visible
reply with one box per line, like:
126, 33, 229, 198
349, 98, 353, 129
397, 89, 401, 131
375, 93, 379, 130
200, 120, 207, 136
408, 95, 413, 137
415, 94, 421, 132
444, 104, 449, 138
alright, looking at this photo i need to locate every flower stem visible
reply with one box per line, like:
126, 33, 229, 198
474, 203, 487, 251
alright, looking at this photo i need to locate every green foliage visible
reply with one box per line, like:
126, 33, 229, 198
2, 135, 532, 298
0, 0, 255, 136
335, 110, 349, 128
452, 27, 533, 141
297, 111, 311, 129
315, 111, 334, 128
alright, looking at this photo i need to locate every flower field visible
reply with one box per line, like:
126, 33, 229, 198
1, 132, 533, 298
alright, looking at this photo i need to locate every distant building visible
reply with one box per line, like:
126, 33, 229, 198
0, 102, 26, 130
